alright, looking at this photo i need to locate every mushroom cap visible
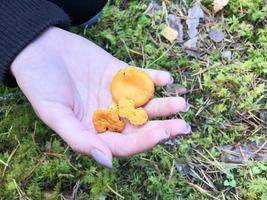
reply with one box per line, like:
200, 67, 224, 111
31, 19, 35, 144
111, 67, 154, 107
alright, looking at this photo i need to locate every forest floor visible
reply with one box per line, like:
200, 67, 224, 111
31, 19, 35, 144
0, 0, 266, 199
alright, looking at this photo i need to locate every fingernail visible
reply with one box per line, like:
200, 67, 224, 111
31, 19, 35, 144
158, 131, 170, 144
183, 103, 190, 112
169, 77, 174, 84
91, 149, 112, 169
185, 124, 192, 134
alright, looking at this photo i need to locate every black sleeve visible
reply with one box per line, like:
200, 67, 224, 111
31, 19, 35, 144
49, 0, 108, 25
0, 0, 70, 87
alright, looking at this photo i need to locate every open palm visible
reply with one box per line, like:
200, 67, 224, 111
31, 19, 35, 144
11, 28, 190, 168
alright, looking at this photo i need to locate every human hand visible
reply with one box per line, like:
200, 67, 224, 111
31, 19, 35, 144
11, 27, 191, 168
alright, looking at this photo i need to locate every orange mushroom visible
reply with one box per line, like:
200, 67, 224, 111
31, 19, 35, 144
93, 103, 125, 133
93, 67, 155, 133
118, 98, 148, 126
111, 67, 154, 107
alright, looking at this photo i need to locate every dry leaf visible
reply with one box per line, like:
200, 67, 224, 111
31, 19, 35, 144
184, 37, 200, 58
214, 0, 229, 14
161, 26, 178, 43
209, 30, 225, 42
166, 84, 189, 95
167, 14, 184, 42
220, 140, 267, 163
183, 4, 204, 58
184, 37, 198, 49
186, 4, 204, 39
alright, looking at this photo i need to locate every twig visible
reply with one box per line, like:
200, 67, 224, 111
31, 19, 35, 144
248, 111, 267, 126
120, 38, 135, 65
199, 168, 217, 191
107, 184, 125, 199
188, 182, 219, 200
141, 44, 145, 67
195, 98, 212, 116
192, 64, 220, 76
148, 42, 176, 67
2, 146, 18, 177
238, 146, 247, 163
72, 180, 80, 200
168, 160, 175, 182
13, 179, 31, 200
0, 125, 13, 137
254, 141, 267, 154
22, 157, 46, 187
63, 145, 69, 154
128, 49, 143, 56
157, 145, 175, 158
0, 159, 8, 167
44, 152, 66, 157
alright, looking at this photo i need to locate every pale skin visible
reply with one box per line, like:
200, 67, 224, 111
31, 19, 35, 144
11, 27, 191, 168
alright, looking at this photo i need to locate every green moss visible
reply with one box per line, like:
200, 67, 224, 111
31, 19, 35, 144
0, 1, 266, 199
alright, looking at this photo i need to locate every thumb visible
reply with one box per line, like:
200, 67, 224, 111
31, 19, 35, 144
36, 104, 113, 168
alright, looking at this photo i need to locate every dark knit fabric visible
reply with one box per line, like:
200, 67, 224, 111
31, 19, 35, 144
0, 0, 70, 87
49, 0, 108, 25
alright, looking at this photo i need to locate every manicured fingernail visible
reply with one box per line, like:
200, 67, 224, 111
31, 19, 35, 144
185, 124, 192, 134
183, 103, 190, 112
91, 149, 112, 169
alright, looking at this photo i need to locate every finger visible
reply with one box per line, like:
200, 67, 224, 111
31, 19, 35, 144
127, 119, 191, 138
99, 128, 170, 157
144, 97, 189, 117
36, 103, 113, 168
100, 119, 191, 157
144, 68, 173, 86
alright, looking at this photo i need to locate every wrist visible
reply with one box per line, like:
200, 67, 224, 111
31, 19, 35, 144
11, 27, 64, 77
